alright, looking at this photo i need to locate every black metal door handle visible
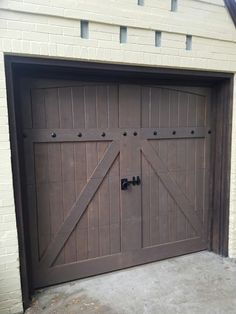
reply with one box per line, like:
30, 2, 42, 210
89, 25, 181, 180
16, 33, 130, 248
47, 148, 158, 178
121, 176, 141, 190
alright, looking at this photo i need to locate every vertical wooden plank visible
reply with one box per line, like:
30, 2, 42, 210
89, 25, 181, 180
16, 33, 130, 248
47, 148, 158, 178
72, 86, 85, 129
119, 85, 141, 128
97, 85, 108, 128
196, 95, 205, 127
61, 143, 77, 263
45, 89, 60, 129
97, 85, 110, 256
98, 145, 110, 256
150, 163, 159, 245
85, 86, 97, 129
48, 143, 64, 266
176, 91, 188, 240
44, 88, 63, 264
196, 95, 206, 221
186, 94, 197, 237
195, 138, 205, 234
203, 92, 211, 238
150, 88, 161, 128
85, 86, 99, 259
148, 87, 161, 246
86, 142, 99, 259
73, 86, 88, 261
109, 156, 121, 254
108, 85, 121, 254
20, 80, 32, 129
157, 88, 169, 244
108, 85, 119, 128
141, 87, 151, 247
34, 144, 51, 259
31, 89, 46, 129
168, 90, 179, 242
58, 87, 73, 128
141, 87, 150, 128
119, 84, 142, 251
58, 86, 77, 263
75, 142, 88, 261
159, 89, 170, 128
141, 153, 151, 247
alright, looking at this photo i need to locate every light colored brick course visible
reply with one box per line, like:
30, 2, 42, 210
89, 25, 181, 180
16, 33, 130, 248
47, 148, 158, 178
0, 0, 236, 313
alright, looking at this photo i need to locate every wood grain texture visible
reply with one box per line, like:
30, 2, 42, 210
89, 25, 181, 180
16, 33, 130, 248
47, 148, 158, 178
21, 81, 212, 288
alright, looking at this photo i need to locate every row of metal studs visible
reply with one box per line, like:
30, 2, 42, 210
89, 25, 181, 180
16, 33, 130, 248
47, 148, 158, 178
50, 129, 212, 138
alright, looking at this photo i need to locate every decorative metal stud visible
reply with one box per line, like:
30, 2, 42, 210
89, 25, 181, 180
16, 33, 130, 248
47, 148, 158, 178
123, 132, 127, 136
153, 131, 157, 136
102, 132, 106, 137
51, 132, 56, 138
191, 130, 195, 134
208, 130, 211, 134
78, 132, 82, 137
133, 132, 138, 136
172, 130, 176, 135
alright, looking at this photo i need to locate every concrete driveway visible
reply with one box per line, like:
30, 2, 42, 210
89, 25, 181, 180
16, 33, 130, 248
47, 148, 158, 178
25, 252, 236, 314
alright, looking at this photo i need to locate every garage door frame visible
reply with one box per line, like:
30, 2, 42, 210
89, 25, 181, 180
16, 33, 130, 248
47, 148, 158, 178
4, 55, 234, 310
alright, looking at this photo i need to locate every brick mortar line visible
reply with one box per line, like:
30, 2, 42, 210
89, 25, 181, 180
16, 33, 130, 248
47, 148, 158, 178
0, 7, 235, 44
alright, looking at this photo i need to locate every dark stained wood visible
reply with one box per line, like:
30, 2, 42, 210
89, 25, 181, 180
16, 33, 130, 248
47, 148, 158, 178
4, 62, 31, 309
40, 141, 120, 268
6, 55, 233, 82
24, 127, 208, 142
35, 237, 206, 287
141, 140, 204, 238
211, 79, 233, 256
5, 56, 233, 304
19, 81, 212, 288
119, 85, 142, 251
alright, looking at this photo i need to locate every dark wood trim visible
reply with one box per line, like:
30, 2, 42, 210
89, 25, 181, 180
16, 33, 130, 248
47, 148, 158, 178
4, 61, 32, 309
211, 78, 233, 256
5, 55, 233, 83
224, 0, 236, 27
23, 126, 209, 143
4, 55, 233, 308
36, 237, 206, 288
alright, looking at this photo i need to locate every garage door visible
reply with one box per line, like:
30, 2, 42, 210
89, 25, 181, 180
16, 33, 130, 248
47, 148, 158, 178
20, 79, 212, 288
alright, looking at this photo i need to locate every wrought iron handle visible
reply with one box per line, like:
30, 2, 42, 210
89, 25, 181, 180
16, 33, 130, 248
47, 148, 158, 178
121, 176, 141, 190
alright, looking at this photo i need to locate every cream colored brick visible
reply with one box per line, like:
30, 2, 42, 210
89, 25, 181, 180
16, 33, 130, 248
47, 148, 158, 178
23, 30, 49, 42
30, 41, 41, 54
21, 40, 30, 52
2, 0, 234, 42
63, 27, 80, 37
36, 23, 62, 35
11, 39, 22, 53
2, 39, 12, 52
0, 19, 7, 29
0, 108, 7, 117
48, 43, 57, 56
7, 20, 35, 31
50, 34, 78, 45
1, 29, 22, 40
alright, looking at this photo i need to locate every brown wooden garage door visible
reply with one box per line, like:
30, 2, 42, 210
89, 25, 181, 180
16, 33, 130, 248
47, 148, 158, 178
20, 79, 212, 288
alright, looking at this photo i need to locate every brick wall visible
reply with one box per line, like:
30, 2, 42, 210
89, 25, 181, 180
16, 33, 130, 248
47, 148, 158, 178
0, 0, 236, 312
